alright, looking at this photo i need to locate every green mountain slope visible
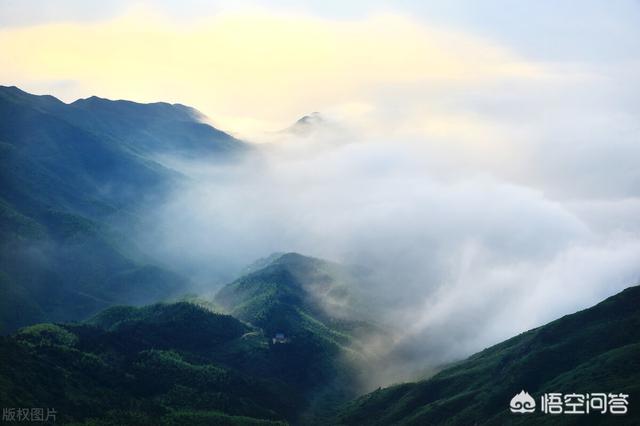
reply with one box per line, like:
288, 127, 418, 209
215, 253, 385, 422
0, 254, 383, 424
215, 252, 375, 343
2, 271, 638, 425
66, 95, 245, 159
337, 285, 640, 425
0, 303, 293, 425
0, 85, 247, 332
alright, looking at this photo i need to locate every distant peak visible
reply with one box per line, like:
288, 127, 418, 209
70, 95, 120, 106
285, 112, 325, 136
295, 112, 323, 125
73, 95, 106, 103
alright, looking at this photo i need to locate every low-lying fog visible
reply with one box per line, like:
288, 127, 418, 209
140, 66, 640, 388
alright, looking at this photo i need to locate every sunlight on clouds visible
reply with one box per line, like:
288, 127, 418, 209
0, 6, 542, 137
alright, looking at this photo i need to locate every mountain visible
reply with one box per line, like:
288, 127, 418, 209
0, 253, 382, 424
215, 252, 370, 337
2, 255, 639, 425
65, 95, 244, 159
0, 85, 247, 332
214, 252, 385, 421
262, 111, 350, 145
0, 86, 245, 161
337, 285, 640, 425
0, 302, 293, 425
284, 112, 325, 137
0, 85, 245, 216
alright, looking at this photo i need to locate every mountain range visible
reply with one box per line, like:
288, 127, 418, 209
1, 252, 638, 424
0, 87, 637, 425
0, 252, 375, 425
0, 85, 245, 332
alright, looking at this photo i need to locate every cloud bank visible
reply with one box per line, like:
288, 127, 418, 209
141, 105, 639, 385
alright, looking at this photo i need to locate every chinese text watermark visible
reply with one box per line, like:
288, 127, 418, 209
1, 408, 56, 423
510, 391, 628, 415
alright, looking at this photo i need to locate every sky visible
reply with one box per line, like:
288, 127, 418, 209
2, 0, 640, 383
2, 1, 639, 138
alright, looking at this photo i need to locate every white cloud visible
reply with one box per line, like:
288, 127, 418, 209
141, 127, 639, 387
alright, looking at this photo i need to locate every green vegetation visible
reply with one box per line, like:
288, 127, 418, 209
0, 85, 247, 332
0, 303, 294, 425
1, 254, 639, 425
337, 285, 640, 425
0, 254, 381, 424
215, 253, 382, 422
215, 253, 380, 348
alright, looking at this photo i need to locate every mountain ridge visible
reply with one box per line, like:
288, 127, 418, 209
0, 85, 247, 158
337, 284, 640, 425
0, 253, 383, 424
1, 272, 638, 425
0, 85, 250, 332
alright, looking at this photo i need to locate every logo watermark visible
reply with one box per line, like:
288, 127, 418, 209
510, 390, 536, 413
510, 391, 629, 415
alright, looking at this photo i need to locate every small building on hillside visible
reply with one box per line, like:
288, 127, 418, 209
272, 333, 288, 344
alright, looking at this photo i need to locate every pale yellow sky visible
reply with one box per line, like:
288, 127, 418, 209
0, 6, 541, 139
